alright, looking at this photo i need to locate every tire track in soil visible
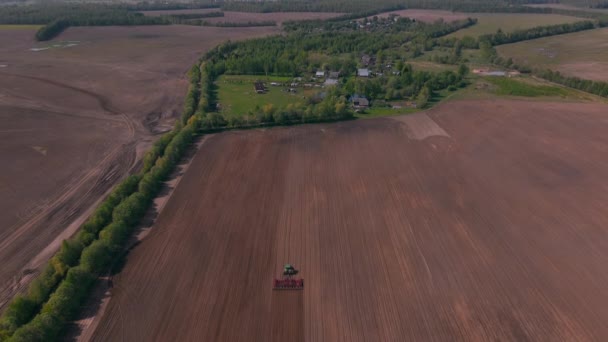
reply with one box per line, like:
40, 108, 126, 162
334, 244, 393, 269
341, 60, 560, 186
90, 101, 608, 341
0, 72, 138, 310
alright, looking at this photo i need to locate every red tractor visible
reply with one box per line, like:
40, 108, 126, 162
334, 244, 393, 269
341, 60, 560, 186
273, 264, 304, 290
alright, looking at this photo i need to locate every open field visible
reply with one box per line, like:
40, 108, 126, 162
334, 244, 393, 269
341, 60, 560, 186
0, 24, 279, 310
92, 99, 608, 341
218, 75, 316, 117
497, 28, 608, 82
142, 9, 342, 24
448, 13, 583, 37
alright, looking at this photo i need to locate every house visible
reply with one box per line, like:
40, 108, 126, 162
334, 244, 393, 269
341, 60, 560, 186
358, 68, 370, 77
361, 54, 376, 66
315, 70, 326, 78
254, 82, 266, 94
324, 79, 338, 86
350, 94, 369, 109
328, 71, 340, 79
473, 68, 490, 74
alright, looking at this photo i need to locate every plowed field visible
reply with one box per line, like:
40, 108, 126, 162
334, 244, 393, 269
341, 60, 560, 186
92, 99, 608, 341
0, 24, 277, 310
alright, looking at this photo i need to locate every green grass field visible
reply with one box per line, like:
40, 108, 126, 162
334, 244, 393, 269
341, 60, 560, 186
484, 77, 568, 97
497, 28, 608, 81
448, 13, 583, 38
458, 75, 606, 102
0, 25, 42, 30
217, 75, 316, 117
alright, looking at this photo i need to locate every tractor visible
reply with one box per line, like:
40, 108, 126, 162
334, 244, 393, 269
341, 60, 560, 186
273, 264, 304, 290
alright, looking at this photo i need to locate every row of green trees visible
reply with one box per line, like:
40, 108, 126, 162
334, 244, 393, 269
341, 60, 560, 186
31, 10, 168, 41
535, 69, 608, 97
0, 173, 141, 340
479, 21, 597, 46
0, 64, 205, 341
196, 20, 277, 27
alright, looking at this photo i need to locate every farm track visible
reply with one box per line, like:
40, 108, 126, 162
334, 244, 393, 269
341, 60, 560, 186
92, 100, 608, 341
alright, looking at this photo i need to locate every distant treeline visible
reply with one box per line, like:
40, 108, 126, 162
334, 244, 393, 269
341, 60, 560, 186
479, 20, 596, 46
194, 20, 277, 27
163, 11, 225, 21
34, 14, 168, 41
0, 4, 171, 41
218, 0, 544, 13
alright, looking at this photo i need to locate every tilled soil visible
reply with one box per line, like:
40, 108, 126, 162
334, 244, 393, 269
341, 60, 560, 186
92, 100, 608, 341
0, 24, 277, 310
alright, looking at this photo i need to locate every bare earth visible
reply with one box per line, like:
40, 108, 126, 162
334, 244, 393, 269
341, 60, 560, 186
92, 99, 608, 341
0, 24, 278, 310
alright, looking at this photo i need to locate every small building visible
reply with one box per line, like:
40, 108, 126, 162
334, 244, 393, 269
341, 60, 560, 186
270, 82, 281, 86
254, 82, 266, 94
473, 68, 490, 74
315, 70, 326, 78
358, 68, 370, 78
361, 54, 376, 66
324, 79, 338, 87
328, 71, 340, 79
350, 94, 369, 109
508, 70, 521, 77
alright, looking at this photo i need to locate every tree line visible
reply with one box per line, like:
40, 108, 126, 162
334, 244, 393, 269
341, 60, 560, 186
479, 20, 597, 46
195, 20, 277, 27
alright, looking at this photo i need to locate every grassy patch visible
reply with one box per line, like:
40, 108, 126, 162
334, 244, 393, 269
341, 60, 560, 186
0, 25, 43, 30
218, 75, 315, 117
484, 76, 569, 97
448, 13, 583, 38
356, 106, 418, 118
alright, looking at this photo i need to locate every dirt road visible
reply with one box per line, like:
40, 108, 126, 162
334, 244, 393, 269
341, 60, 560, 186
91, 100, 608, 341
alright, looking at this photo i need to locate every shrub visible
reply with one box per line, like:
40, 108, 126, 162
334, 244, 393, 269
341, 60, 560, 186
80, 241, 113, 274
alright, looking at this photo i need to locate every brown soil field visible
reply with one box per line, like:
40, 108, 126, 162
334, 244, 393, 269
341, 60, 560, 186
0, 24, 278, 310
142, 9, 342, 24
378, 9, 469, 23
92, 99, 608, 341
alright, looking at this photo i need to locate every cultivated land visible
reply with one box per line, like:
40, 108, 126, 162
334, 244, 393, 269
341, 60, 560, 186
92, 99, 608, 341
497, 28, 608, 82
0, 24, 278, 310
448, 13, 583, 37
